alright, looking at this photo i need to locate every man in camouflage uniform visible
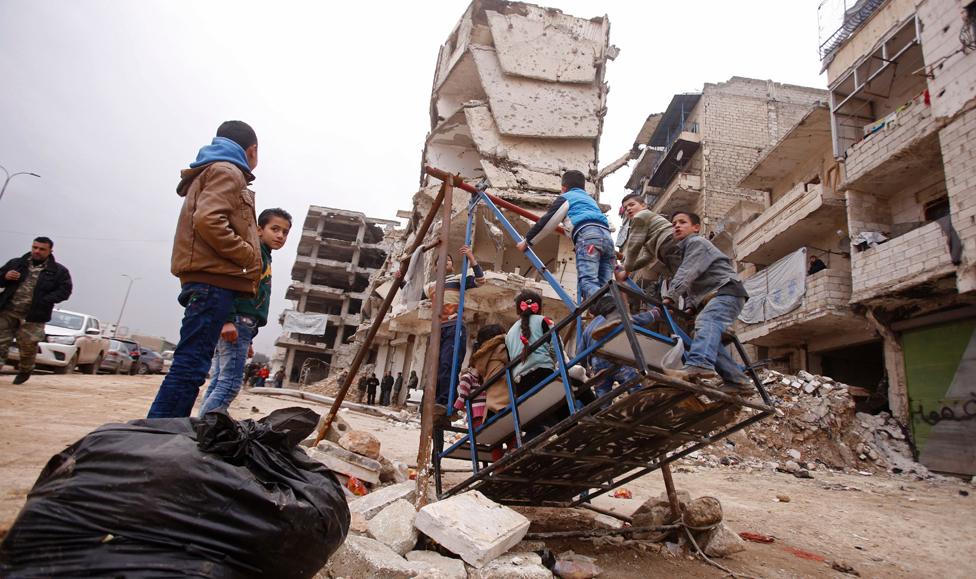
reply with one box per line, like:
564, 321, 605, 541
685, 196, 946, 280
0, 237, 73, 384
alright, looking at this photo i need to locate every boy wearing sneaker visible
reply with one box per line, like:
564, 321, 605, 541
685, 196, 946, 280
662, 211, 752, 392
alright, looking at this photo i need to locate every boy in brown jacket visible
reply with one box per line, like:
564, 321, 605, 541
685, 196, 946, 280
148, 121, 262, 418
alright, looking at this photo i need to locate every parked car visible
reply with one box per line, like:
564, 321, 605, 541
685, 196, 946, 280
7, 309, 109, 374
100, 339, 136, 374
136, 348, 164, 375
114, 338, 142, 375
161, 350, 174, 374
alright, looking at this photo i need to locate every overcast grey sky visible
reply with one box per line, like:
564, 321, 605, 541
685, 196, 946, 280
0, 0, 826, 356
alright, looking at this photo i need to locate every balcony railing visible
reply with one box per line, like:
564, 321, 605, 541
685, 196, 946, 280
818, 0, 886, 60
851, 220, 955, 302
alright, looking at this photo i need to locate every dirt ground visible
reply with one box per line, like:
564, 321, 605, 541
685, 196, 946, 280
1, 373, 974, 578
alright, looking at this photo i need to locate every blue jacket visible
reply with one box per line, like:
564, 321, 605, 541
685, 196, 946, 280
524, 188, 610, 245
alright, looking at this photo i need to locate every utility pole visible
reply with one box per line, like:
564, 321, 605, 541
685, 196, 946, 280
0, 164, 41, 204
114, 274, 139, 338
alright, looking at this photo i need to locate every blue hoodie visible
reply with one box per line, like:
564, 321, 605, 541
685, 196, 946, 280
190, 137, 251, 175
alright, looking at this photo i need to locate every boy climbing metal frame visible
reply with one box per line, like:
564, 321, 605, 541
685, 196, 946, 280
423, 166, 775, 507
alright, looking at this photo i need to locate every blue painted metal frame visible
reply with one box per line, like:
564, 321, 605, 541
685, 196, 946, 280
433, 189, 691, 493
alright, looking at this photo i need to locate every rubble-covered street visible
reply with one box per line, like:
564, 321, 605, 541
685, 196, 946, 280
1, 374, 973, 578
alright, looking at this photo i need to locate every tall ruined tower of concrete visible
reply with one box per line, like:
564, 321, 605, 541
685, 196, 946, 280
360, 1, 614, 387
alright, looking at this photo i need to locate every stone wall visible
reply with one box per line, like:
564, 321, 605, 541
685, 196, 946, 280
940, 107, 976, 293
850, 220, 956, 302
698, 78, 826, 228
843, 94, 937, 186
919, 0, 976, 122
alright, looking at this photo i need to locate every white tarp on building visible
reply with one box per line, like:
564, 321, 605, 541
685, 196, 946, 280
282, 310, 329, 335
739, 248, 807, 324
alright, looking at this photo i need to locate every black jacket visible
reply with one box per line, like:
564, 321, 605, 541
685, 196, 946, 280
0, 253, 73, 323
381, 375, 394, 390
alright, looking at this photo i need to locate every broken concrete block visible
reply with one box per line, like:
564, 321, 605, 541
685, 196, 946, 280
414, 491, 531, 568
702, 523, 746, 558
301, 413, 351, 447
307, 440, 381, 484
368, 499, 418, 556
339, 430, 382, 460
349, 481, 416, 520
379, 454, 410, 484
684, 497, 723, 528
349, 511, 369, 535
467, 552, 553, 579
323, 534, 418, 579
405, 551, 467, 579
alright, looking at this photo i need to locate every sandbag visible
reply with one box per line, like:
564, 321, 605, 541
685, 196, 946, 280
0, 407, 349, 578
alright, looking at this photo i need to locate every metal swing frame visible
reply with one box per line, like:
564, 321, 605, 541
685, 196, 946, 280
425, 168, 775, 507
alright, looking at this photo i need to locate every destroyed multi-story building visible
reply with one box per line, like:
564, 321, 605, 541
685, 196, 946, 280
724, 0, 976, 475
276, 206, 397, 385
352, 0, 614, 403
624, 76, 827, 244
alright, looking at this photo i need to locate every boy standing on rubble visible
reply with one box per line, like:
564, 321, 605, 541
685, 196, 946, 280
663, 211, 752, 393
149, 121, 262, 418
198, 208, 292, 416
516, 170, 615, 308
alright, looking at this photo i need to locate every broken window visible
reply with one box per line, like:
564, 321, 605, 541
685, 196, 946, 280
924, 196, 950, 222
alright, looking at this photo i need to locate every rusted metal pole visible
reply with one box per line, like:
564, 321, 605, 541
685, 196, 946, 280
660, 462, 683, 522
415, 180, 453, 509
312, 185, 448, 445
423, 165, 566, 235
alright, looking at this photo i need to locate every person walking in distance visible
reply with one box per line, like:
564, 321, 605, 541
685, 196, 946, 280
380, 371, 394, 406
366, 373, 379, 405
148, 121, 262, 418
0, 237, 73, 384
392, 371, 404, 406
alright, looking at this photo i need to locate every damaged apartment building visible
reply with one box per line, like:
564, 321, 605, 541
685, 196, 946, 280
276, 206, 397, 385
717, 0, 976, 476
350, 0, 614, 403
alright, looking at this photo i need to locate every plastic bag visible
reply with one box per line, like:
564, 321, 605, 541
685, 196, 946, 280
0, 407, 349, 578
661, 336, 686, 370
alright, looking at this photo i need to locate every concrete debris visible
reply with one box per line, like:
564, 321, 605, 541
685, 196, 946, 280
300, 412, 351, 447
368, 499, 418, 556
323, 534, 421, 579
405, 551, 467, 579
349, 481, 417, 521
466, 552, 554, 579
349, 511, 369, 535
553, 551, 602, 579
701, 523, 747, 558
379, 454, 411, 484
414, 491, 531, 568
684, 496, 723, 529
630, 491, 688, 541
307, 440, 381, 485
339, 430, 381, 460
687, 369, 924, 475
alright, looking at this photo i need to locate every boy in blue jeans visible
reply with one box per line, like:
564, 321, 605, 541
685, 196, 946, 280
199, 208, 291, 416
663, 211, 752, 393
148, 121, 262, 418
517, 170, 615, 308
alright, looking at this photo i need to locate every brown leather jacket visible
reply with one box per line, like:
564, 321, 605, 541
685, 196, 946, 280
171, 162, 261, 294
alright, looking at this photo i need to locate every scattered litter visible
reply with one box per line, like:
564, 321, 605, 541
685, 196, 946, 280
346, 476, 368, 496
611, 488, 632, 499
739, 532, 775, 543
831, 561, 861, 576
782, 546, 826, 562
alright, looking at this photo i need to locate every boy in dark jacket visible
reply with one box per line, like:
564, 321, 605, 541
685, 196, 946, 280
148, 121, 262, 418
198, 208, 291, 416
0, 237, 72, 384
663, 211, 751, 393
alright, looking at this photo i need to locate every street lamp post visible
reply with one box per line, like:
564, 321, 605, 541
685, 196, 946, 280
0, 164, 41, 204
114, 274, 140, 338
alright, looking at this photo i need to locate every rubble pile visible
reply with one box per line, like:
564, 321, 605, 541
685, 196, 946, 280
700, 369, 921, 474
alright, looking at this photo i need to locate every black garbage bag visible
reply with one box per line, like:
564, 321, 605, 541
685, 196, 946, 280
0, 407, 349, 578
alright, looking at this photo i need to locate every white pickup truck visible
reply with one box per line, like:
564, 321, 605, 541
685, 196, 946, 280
8, 309, 110, 374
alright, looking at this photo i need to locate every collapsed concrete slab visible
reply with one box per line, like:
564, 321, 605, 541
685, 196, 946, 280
348, 481, 417, 521
368, 499, 419, 556
405, 551, 467, 579
414, 491, 531, 568
323, 534, 421, 579
307, 441, 381, 485
466, 552, 554, 579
